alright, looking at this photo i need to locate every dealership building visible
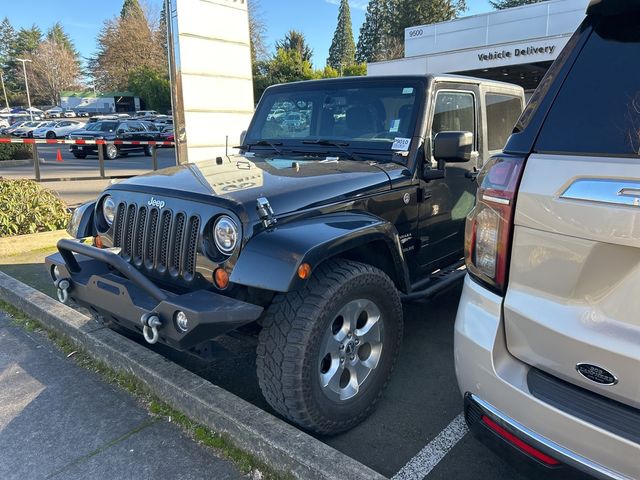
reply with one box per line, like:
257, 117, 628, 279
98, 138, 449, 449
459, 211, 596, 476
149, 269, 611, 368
368, 0, 589, 93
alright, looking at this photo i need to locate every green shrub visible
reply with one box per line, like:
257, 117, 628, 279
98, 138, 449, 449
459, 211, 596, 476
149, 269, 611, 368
0, 179, 70, 237
0, 143, 33, 161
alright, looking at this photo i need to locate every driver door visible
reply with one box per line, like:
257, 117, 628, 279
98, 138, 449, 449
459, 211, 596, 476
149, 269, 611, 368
417, 84, 480, 271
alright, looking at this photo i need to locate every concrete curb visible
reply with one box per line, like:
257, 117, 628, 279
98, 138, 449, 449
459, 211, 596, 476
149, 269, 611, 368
0, 271, 387, 480
0, 159, 31, 167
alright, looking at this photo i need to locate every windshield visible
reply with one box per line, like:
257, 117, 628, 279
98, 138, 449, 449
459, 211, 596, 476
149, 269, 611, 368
246, 80, 422, 159
86, 121, 118, 132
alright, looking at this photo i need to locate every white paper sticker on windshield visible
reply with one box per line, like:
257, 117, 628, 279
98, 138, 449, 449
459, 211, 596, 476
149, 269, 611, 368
389, 119, 400, 133
392, 137, 411, 151
402, 87, 414, 95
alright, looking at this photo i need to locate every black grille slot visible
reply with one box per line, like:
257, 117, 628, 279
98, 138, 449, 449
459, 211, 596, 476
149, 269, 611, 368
113, 203, 126, 248
109, 201, 200, 282
133, 207, 147, 265
122, 205, 136, 259
184, 216, 200, 278
145, 209, 159, 268
158, 210, 172, 271
171, 213, 186, 274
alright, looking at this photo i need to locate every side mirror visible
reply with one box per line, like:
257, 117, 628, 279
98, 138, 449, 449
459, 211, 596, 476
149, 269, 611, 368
433, 131, 473, 163
116, 129, 125, 135
239, 130, 247, 145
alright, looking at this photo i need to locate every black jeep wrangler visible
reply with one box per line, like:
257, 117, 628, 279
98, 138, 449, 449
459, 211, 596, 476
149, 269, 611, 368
46, 75, 524, 434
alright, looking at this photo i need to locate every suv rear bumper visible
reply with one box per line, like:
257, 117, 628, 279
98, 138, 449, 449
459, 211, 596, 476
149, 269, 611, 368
45, 239, 263, 350
454, 275, 637, 480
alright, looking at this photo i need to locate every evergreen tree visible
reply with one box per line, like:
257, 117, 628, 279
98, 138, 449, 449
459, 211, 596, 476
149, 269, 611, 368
275, 30, 313, 64
490, 0, 546, 9
47, 23, 79, 58
13, 25, 42, 56
120, 0, 145, 19
327, 0, 356, 71
389, 0, 466, 40
356, 0, 389, 63
0, 18, 15, 67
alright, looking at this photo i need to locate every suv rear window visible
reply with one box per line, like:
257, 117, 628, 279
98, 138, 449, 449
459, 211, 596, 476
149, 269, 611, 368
486, 94, 521, 152
535, 14, 640, 157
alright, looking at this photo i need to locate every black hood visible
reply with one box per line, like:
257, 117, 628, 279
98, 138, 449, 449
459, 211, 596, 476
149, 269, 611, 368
111, 154, 396, 222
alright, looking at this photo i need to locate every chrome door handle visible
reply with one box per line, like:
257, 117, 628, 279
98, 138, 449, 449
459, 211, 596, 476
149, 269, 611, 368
618, 187, 640, 198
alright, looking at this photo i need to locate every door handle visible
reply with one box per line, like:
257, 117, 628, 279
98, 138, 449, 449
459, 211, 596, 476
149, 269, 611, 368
618, 187, 640, 198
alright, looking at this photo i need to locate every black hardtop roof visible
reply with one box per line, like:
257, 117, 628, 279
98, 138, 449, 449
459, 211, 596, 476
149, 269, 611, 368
265, 74, 523, 93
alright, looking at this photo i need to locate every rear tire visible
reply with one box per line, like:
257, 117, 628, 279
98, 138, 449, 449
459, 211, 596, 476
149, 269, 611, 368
256, 259, 403, 435
46, 131, 56, 139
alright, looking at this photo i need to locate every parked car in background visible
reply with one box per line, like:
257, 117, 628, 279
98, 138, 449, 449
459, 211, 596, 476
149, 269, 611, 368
456, 2, 640, 479
136, 110, 158, 117
75, 110, 90, 117
12, 121, 48, 137
1, 120, 27, 135
45, 107, 63, 118
87, 115, 119, 124
0, 118, 9, 129
67, 120, 161, 159
63, 109, 76, 118
32, 120, 83, 139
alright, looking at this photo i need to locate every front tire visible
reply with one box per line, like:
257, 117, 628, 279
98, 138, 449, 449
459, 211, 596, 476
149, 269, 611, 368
256, 259, 403, 435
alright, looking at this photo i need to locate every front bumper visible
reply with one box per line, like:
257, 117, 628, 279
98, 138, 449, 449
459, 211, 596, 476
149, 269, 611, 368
45, 239, 263, 350
454, 275, 637, 480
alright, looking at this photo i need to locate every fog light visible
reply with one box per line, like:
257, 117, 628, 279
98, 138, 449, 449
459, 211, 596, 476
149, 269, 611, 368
175, 311, 189, 333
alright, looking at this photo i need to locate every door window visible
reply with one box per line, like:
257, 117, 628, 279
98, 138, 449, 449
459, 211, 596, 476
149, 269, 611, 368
432, 91, 476, 143
485, 94, 522, 152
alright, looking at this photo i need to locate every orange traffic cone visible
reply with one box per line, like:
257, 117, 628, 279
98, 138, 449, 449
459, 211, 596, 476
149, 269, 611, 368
56, 148, 63, 162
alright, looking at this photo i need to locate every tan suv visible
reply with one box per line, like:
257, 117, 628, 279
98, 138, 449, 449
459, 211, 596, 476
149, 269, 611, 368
455, 1, 640, 478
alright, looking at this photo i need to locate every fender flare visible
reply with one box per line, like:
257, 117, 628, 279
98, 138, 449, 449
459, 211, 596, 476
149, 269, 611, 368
229, 212, 409, 293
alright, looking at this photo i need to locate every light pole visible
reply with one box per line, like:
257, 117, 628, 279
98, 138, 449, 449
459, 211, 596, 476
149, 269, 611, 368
0, 71, 8, 111
15, 58, 33, 120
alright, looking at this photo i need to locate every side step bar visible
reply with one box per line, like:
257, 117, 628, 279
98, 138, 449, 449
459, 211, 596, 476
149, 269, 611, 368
400, 260, 466, 302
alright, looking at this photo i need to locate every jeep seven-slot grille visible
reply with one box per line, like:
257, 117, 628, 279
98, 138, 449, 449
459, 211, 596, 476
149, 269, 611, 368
113, 202, 199, 280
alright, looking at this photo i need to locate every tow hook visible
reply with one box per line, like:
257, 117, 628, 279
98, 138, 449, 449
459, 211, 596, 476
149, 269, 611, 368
54, 278, 71, 304
140, 313, 162, 344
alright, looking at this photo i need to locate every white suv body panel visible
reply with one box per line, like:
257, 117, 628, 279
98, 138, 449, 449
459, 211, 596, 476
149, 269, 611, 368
504, 153, 640, 408
455, 275, 638, 479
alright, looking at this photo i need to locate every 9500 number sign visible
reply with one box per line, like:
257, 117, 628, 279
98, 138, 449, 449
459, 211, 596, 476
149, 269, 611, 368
408, 29, 424, 38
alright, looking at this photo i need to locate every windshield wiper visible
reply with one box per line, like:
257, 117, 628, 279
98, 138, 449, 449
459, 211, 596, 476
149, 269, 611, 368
302, 139, 363, 161
237, 140, 283, 155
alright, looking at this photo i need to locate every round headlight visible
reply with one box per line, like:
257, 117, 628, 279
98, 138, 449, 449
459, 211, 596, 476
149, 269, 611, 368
214, 216, 238, 255
102, 195, 116, 225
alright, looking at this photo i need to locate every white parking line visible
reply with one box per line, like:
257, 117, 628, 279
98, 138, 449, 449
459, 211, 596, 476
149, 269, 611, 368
392, 413, 468, 480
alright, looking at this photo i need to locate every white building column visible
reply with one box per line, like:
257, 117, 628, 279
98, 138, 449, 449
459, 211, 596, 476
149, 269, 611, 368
167, 0, 255, 164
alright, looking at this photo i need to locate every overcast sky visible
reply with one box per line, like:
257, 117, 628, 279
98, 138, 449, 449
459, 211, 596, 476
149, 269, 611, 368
4, 0, 494, 68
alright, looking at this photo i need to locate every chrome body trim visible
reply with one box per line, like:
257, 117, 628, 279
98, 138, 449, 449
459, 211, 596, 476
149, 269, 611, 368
469, 393, 631, 480
560, 179, 640, 207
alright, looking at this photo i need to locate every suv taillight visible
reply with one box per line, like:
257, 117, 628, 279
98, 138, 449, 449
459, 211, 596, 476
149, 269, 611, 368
465, 154, 526, 294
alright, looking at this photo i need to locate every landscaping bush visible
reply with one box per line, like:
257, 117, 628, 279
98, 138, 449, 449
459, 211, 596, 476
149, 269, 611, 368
0, 143, 33, 161
0, 179, 70, 237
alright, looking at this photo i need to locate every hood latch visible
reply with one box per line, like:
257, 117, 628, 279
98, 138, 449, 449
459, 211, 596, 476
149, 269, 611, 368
256, 197, 277, 229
